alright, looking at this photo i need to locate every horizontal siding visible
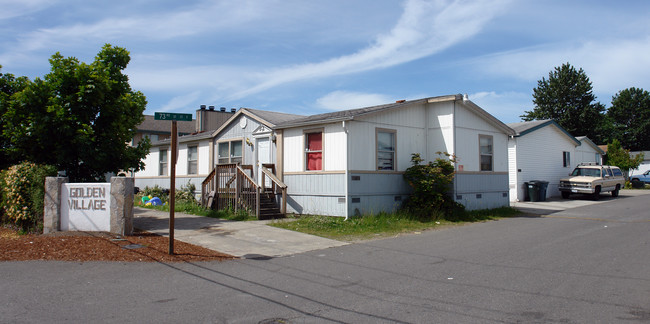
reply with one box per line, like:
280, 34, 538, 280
454, 173, 509, 210
348, 173, 411, 195
348, 195, 406, 217
284, 173, 346, 196
286, 195, 346, 217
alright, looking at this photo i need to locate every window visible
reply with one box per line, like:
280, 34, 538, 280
159, 149, 168, 176
187, 146, 198, 174
479, 135, 493, 171
612, 168, 623, 177
217, 140, 243, 164
305, 131, 323, 171
377, 129, 396, 170
563, 151, 571, 167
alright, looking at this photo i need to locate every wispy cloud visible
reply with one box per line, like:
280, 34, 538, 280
470, 37, 650, 99
0, 0, 54, 20
316, 91, 393, 111
228, 0, 511, 100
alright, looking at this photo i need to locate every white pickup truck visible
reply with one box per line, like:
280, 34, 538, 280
558, 163, 625, 200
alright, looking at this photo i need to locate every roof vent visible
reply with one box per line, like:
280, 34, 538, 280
220, 107, 226, 112
200, 105, 206, 110
231, 108, 236, 113
396, 100, 405, 103
208, 106, 215, 111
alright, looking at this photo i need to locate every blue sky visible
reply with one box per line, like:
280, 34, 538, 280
2, 0, 649, 123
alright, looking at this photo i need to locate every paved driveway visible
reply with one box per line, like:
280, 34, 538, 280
511, 189, 648, 215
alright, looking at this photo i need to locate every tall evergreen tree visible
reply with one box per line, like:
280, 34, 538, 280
522, 63, 605, 142
608, 87, 650, 151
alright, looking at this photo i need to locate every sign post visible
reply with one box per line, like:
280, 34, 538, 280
155, 112, 192, 255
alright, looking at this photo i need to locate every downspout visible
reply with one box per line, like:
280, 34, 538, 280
343, 120, 349, 220
453, 99, 458, 198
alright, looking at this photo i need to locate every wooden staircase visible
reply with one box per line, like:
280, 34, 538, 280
201, 163, 287, 219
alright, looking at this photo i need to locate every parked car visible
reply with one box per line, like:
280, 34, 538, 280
558, 163, 625, 200
630, 170, 650, 184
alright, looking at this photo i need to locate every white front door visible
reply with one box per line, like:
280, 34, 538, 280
256, 137, 271, 186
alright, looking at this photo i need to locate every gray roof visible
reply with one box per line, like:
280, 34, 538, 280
274, 97, 436, 129
244, 108, 304, 126
137, 115, 196, 135
507, 119, 580, 145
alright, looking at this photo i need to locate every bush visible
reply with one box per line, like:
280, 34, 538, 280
0, 162, 57, 232
176, 181, 197, 203
402, 152, 465, 221
136, 185, 168, 204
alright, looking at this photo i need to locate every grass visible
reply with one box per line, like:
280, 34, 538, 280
136, 200, 257, 221
270, 207, 520, 241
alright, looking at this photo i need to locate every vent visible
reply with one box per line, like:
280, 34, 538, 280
208, 105, 215, 111
220, 107, 226, 112
231, 108, 236, 113
503, 192, 508, 197
351, 175, 361, 181
338, 197, 346, 204
394, 196, 402, 202
476, 194, 482, 199
351, 197, 361, 203
200, 104, 206, 110
456, 195, 462, 200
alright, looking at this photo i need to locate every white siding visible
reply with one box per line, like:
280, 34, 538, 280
283, 128, 303, 172
508, 140, 519, 200
283, 123, 347, 172
576, 139, 601, 164
454, 102, 509, 172
198, 140, 210, 175
508, 125, 577, 201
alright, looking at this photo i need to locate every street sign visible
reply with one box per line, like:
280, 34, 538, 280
154, 112, 192, 121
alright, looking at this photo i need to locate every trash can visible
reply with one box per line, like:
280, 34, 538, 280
537, 181, 549, 201
527, 181, 540, 202
523, 182, 530, 201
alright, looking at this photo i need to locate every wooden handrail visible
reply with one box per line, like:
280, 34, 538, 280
261, 166, 287, 189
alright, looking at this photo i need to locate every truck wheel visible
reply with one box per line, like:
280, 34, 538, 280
611, 185, 620, 197
561, 191, 570, 199
592, 186, 601, 201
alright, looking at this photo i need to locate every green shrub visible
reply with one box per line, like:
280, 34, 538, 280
136, 185, 168, 204
403, 152, 465, 221
175, 181, 197, 203
0, 162, 57, 232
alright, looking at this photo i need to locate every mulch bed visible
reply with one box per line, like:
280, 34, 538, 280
0, 226, 236, 262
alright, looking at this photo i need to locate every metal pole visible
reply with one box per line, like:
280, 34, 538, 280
169, 120, 177, 255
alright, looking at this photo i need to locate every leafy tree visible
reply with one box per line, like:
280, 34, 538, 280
1, 45, 150, 181
608, 87, 650, 151
0, 66, 31, 170
606, 139, 644, 179
522, 63, 606, 142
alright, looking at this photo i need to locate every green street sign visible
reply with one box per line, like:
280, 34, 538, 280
154, 112, 192, 121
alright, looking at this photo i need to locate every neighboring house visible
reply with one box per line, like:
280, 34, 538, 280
629, 151, 650, 177
134, 108, 302, 191
274, 94, 515, 216
507, 119, 602, 202
132, 115, 195, 145
575, 136, 604, 165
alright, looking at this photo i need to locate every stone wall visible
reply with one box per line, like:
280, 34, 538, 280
44, 177, 134, 235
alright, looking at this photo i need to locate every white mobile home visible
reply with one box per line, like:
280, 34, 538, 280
275, 94, 515, 217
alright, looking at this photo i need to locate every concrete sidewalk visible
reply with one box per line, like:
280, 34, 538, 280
133, 207, 348, 259
511, 189, 650, 215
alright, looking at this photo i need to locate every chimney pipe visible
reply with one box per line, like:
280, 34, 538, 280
231, 108, 236, 113
220, 107, 226, 112
208, 105, 215, 111
200, 105, 206, 110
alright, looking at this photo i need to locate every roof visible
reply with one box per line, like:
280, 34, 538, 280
137, 115, 195, 135
575, 136, 605, 154
507, 119, 580, 145
274, 94, 515, 135
210, 108, 304, 137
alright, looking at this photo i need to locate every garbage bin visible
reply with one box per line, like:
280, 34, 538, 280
527, 181, 540, 202
523, 182, 530, 201
537, 181, 549, 201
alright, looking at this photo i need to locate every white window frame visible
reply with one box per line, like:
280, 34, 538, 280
187, 145, 198, 174
479, 135, 493, 172
304, 129, 324, 171
563, 151, 571, 168
376, 128, 396, 171
217, 140, 243, 165
159, 149, 168, 176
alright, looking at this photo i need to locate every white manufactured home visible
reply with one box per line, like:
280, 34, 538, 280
274, 94, 515, 217
507, 119, 603, 202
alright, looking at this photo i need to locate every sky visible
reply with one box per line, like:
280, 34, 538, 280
1, 0, 649, 124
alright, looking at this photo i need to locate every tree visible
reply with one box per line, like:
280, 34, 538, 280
607, 87, 650, 151
0, 66, 30, 170
1, 45, 150, 181
606, 139, 644, 179
522, 63, 606, 142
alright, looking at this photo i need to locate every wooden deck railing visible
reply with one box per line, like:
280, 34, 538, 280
260, 164, 287, 214
201, 164, 260, 217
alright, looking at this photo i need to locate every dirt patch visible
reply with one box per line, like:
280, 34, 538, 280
0, 226, 236, 262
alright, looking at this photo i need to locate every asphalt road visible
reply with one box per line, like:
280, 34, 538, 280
2, 192, 649, 323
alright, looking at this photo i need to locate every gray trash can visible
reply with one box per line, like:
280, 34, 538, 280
523, 182, 530, 201
537, 181, 549, 201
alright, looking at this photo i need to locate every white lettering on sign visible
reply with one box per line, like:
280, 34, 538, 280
61, 183, 111, 231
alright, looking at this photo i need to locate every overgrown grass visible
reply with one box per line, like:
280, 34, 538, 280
270, 207, 520, 241
136, 201, 257, 221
